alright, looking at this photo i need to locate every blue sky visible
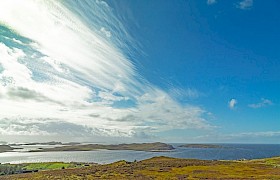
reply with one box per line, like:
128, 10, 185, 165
0, 0, 279, 143
108, 0, 280, 142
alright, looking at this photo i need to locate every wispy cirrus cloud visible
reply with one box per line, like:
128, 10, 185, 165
248, 98, 273, 109
169, 87, 202, 100
100, 27, 111, 38
236, 0, 253, 10
229, 131, 280, 138
0, 0, 213, 142
207, 0, 217, 5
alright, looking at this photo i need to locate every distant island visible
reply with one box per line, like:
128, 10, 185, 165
178, 144, 223, 148
0, 145, 14, 153
9, 141, 71, 146
23, 141, 63, 146
29, 142, 175, 152
0, 143, 227, 153
0, 143, 229, 153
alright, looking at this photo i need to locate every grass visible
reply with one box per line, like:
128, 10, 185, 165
1, 156, 280, 179
0, 162, 94, 176
23, 162, 74, 170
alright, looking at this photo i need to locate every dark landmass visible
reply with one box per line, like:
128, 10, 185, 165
0, 145, 14, 153
179, 144, 223, 148
23, 141, 63, 146
1, 156, 280, 179
62, 142, 81, 146
29, 142, 174, 152
7, 144, 21, 146
9, 141, 81, 146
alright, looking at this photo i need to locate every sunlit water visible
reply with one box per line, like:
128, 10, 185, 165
0, 144, 280, 164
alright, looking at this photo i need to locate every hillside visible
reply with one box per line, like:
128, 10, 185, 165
1, 156, 280, 179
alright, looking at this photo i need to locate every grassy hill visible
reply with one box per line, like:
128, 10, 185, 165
1, 156, 280, 179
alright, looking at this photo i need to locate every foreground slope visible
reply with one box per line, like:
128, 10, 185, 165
2, 156, 280, 179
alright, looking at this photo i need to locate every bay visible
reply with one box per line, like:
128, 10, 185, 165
0, 144, 280, 164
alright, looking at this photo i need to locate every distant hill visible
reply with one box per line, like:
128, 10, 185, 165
0, 145, 14, 153
178, 144, 223, 148
2, 156, 280, 179
30, 142, 175, 152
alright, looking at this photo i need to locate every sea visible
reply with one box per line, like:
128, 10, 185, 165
0, 144, 280, 164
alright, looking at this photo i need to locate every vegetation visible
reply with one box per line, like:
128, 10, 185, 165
0, 162, 94, 176
178, 144, 223, 149
29, 142, 175, 152
0, 164, 23, 175
1, 156, 280, 179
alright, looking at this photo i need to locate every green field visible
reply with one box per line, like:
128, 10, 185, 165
0, 162, 94, 176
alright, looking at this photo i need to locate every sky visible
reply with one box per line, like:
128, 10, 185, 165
0, 0, 279, 143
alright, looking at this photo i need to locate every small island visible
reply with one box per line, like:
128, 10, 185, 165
29, 142, 175, 152
0, 145, 15, 153
178, 144, 223, 149
20, 141, 63, 146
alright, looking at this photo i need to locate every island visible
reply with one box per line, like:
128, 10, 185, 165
178, 144, 223, 148
0, 145, 15, 153
29, 142, 175, 152
9, 141, 81, 146
22, 141, 63, 146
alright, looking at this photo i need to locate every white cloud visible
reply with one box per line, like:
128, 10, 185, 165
207, 0, 217, 5
100, 27, 111, 38
0, 0, 213, 141
230, 131, 280, 138
229, 98, 237, 109
134, 90, 213, 131
248, 98, 273, 108
169, 87, 201, 100
237, 0, 253, 10
96, 0, 109, 7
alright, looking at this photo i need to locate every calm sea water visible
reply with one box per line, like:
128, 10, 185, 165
0, 144, 280, 164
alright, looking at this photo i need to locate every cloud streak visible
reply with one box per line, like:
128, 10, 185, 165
248, 98, 273, 108
0, 0, 212, 141
207, 0, 217, 5
237, 0, 253, 10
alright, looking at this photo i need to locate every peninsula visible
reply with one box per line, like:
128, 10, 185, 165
29, 142, 175, 152
0, 145, 15, 153
178, 144, 223, 148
